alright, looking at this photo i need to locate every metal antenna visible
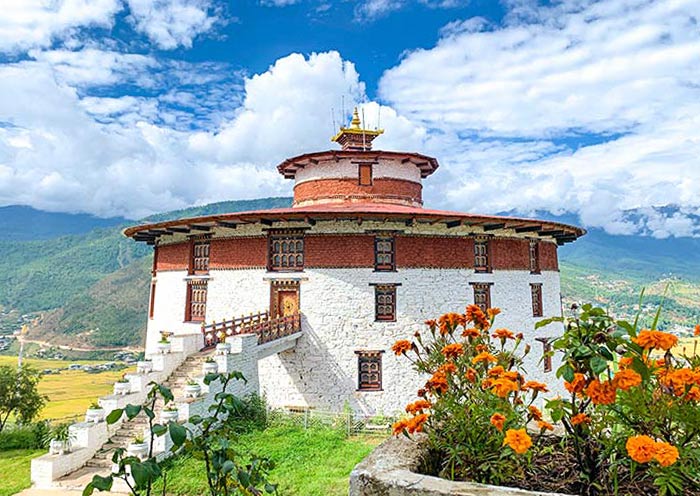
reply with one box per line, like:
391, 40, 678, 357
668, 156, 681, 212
331, 107, 336, 133
377, 105, 381, 131
341, 95, 345, 124
361, 107, 366, 150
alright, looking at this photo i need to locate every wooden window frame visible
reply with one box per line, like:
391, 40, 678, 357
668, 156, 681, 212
149, 282, 156, 319
474, 236, 491, 273
536, 337, 553, 373
470, 282, 492, 312
374, 236, 396, 272
356, 350, 383, 391
185, 280, 208, 323
187, 236, 211, 275
268, 230, 305, 272
529, 240, 540, 274
373, 284, 397, 322
531, 283, 543, 317
358, 163, 373, 186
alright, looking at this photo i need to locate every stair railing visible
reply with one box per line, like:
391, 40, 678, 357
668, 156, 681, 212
201, 311, 301, 349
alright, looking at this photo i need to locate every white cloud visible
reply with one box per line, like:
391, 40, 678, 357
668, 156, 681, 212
0, 51, 365, 218
0, 0, 121, 53
125, 0, 220, 49
376, 0, 700, 237
354, 0, 469, 21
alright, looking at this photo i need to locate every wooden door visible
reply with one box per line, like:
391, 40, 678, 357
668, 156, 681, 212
271, 281, 300, 317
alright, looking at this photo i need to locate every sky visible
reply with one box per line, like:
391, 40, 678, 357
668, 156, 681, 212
0, 0, 699, 238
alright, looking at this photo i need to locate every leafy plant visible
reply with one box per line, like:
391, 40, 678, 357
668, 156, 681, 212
51, 423, 73, 444
186, 380, 199, 387
88, 401, 101, 410
131, 435, 145, 445
0, 365, 46, 433
116, 374, 130, 384
162, 403, 178, 412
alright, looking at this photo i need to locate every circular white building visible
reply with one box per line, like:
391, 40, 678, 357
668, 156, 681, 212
125, 110, 585, 414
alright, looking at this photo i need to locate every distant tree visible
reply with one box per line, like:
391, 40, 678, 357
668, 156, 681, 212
0, 365, 46, 433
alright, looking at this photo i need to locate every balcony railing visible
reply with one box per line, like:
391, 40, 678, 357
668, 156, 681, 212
201, 311, 302, 349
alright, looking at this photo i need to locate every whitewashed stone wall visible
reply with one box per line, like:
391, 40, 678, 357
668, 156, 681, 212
294, 157, 422, 185
169, 267, 566, 415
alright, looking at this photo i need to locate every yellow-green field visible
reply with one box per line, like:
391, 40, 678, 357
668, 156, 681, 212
0, 356, 134, 421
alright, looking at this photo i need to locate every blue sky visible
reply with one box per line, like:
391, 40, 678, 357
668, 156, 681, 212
0, 0, 699, 238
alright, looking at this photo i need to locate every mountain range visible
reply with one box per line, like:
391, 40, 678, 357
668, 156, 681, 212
0, 199, 698, 349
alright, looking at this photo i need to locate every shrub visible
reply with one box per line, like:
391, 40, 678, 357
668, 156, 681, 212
392, 302, 700, 495
0, 421, 49, 450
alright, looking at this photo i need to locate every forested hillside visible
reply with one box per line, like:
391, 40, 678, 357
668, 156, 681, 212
0, 199, 698, 348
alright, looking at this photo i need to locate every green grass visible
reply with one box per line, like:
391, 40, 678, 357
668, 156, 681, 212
0, 449, 43, 496
161, 426, 383, 496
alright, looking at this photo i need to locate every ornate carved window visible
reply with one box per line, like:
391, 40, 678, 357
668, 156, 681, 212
529, 240, 540, 274
531, 283, 543, 317
192, 241, 210, 273
356, 350, 383, 391
359, 163, 373, 186
474, 236, 490, 273
470, 282, 492, 312
374, 236, 395, 271
374, 284, 396, 322
186, 280, 208, 322
268, 230, 305, 272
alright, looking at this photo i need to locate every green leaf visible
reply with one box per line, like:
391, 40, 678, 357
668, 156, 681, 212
558, 364, 575, 382
125, 404, 141, 419
222, 460, 235, 474
265, 483, 278, 493
158, 384, 174, 403
591, 356, 608, 375
598, 346, 614, 361
106, 408, 124, 424
84, 474, 113, 494
130, 462, 150, 488
152, 424, 167, 436
169, 421, 187, 446
535, 317, 563, 329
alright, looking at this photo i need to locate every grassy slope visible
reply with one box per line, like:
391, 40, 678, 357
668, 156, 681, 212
0, 449, 44, 496
161, 426, 382, 496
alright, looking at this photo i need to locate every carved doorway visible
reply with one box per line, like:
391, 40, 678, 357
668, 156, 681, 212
270, 280, 300, 317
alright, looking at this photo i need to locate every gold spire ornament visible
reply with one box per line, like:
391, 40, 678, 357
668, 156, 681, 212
331, 106, 384, 151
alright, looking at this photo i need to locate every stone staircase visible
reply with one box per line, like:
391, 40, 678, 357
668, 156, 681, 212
72, 352, 213, 472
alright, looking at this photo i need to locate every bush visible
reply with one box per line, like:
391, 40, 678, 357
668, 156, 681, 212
226, 394, 268, 433
0, 421, 50, 450
392, 302, 700, 495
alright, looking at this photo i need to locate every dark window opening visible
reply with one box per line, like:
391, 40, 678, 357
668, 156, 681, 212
471, 282, 492, 312
531, 283, 543, 317
357, 351, 383, 391
375, 285, 396, 321
186, 280, 208, 322
374, 236, 395, 271
359, 163, 373, 186
191, 240, 210, 274
474, 236, 490, 273
268, 231, 305, 271
529, 240, 540, 274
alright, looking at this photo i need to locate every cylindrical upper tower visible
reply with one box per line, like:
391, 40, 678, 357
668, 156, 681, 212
276, 108, 439, 208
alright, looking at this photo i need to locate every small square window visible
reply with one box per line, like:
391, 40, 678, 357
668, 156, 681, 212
374, 237, 395, 271
375, 285, 396, 321
356, 351, 383, 391
531, 283, 543, 317
190, 240, 210, 274
186, 280, 208, 322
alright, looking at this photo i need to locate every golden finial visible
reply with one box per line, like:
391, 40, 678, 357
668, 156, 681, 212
350, 107, 361, 129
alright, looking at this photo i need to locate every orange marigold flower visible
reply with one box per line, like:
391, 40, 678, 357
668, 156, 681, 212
687, 386, 700, 401
425, 371, 449, 394
528, 405, 543, 421
502, 370, 520, 381
472, 351, 498, 365
441, 343, 464, 360
491, 378, 519, 398
405, 400, 432, 415
475, 344, 489, 353
522, 381, 549, 393
537, 420, 554, 431
487, 308, 501, 319
490, 412, 506, 431
466, 304, 490, 329
660, 368, 698, 395
488, 366, 505, 377
492, 328, 515, 340
654, 442, 679, 467
392, 419, 409, 436
626, 435, 657, 464
417, 388, 427, 398
564, 373, 587, 395
586, 379, 617, 405
503, 428, 532, 455
516, 332, 524, 340
571, 413, 590, 426
437, 362, 457, 375
465, 368, 478, 382
406, 413, 430, 433
462, 327, 480, 338
618, 357, 634, 369
633, 330, 678, 351
438, 313, 466, 335
695, 324, 700, 337
613, 369, 642, 391
392, 340, 413, 356
425, 319, 437, 328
